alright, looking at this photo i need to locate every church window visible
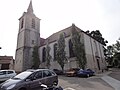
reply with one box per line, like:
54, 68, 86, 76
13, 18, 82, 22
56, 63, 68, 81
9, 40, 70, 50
94, 41, 98, 56
21, 18, 24, 29
42, 47, 46, 62
54, 43, 57, 61
32, 18, 35, 29
69, 39, 75, 58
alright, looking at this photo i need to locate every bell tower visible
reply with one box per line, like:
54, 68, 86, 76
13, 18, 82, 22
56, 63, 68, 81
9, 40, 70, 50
15, 1, 40, 72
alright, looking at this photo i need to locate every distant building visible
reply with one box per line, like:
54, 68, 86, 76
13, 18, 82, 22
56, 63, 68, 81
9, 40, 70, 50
15, 1, 107, 73
0, 56, 14, 70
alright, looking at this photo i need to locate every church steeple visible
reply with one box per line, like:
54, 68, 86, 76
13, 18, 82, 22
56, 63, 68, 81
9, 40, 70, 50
15, 0, 40, 72
27, 0, 33, 13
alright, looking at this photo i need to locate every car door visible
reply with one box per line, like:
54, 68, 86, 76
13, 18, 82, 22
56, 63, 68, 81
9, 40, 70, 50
43, 70, 55, 87
26, 71, 45, 89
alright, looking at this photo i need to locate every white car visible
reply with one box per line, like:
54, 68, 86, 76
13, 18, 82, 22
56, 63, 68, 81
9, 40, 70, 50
0, 70, 16, 82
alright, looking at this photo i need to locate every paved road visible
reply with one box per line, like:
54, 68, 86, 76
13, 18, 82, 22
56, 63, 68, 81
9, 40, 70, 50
58, 68, 120, 90
58, 75, 114, 90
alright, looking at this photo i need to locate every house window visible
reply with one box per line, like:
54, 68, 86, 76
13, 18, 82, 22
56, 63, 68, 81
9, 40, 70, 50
32, 18, 35, 29
54, 43, 57, 61
21, 18, 24, 29
42, 47, 46, 62
69, 39, 75, 58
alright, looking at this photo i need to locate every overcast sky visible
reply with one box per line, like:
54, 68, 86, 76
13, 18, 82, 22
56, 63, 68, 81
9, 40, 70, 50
0, 0, 120, 58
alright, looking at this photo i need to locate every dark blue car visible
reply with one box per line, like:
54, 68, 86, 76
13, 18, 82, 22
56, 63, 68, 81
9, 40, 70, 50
77, 69, 95, 77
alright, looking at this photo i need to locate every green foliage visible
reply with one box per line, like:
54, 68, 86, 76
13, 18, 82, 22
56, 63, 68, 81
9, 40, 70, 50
45, 42, 52, 69
56, 33, 67, 70
113, 39, 120, 53
71, 25, 86, 69
113, 52, 120, 68
112, 38, 120, 67
32, 46, 40, 69
106, 38, 120, 68
86, 30, 108, 46
105, 45, 114, 66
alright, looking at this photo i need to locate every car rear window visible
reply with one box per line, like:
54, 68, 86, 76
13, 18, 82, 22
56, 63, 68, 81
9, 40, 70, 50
7, 71, 14, 74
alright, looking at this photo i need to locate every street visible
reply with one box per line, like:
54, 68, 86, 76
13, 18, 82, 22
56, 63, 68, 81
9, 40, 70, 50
58, 75, 114, 90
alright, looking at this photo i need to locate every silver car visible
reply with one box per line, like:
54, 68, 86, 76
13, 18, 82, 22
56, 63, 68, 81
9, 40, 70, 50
0, 69, 58, 90
0, 70, 16, 82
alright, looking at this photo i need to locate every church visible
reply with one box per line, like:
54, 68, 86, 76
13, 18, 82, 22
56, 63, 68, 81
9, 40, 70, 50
15, 1, 107, 73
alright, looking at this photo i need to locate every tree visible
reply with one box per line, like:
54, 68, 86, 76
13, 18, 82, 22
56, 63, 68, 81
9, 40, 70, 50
32, 46, 40, 69
112, 38, 120, 67
106, 38, 120, 68
71, 24, 86, 69
113, 38, 120, 53
45, 41, 52, 69
113, 52, 120, 68
105, 45, 114, 66
56, 33, 67, 71
90, 30, 108, 46
106, 46, 114, 57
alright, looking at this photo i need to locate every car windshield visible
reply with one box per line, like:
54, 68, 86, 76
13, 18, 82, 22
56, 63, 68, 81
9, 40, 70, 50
13, 71, 32, 80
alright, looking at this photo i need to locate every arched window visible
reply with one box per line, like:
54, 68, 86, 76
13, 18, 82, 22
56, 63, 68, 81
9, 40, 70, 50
69, 39, 75, 58
32, 18, 35, 29
54, 43, 57, 61
42, 47, 46, 62
21, 18, 24, 29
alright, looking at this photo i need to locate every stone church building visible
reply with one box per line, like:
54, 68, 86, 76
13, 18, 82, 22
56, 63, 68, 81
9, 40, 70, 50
15, 1, 107, 73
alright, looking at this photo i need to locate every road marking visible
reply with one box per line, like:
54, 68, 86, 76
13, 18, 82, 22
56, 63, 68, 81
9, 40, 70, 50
64, 87, 76, 90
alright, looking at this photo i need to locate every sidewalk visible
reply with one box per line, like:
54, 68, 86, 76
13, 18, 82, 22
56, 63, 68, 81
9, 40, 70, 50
102, 76, 120, 90
100, 68, 120, 90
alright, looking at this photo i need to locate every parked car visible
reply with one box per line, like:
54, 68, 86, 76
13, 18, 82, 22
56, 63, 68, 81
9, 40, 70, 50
0, 70, 16, 82
65, 68, 80, 77
77, 69, 95, 77
53, 69, 63, 75
0, 69, 58, 90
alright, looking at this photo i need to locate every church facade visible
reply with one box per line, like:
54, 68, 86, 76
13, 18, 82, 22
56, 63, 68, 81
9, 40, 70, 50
15, 1, 107, 73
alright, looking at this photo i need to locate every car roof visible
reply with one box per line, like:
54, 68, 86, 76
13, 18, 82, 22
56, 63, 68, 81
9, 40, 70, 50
26, 69, 51, 72
0, 70, 15, 71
